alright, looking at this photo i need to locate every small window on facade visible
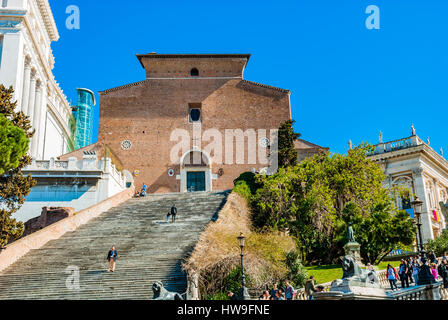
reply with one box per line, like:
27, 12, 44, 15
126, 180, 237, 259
401, 197, 411, 210
189, 108, 201, 122
191, 68, 199, 77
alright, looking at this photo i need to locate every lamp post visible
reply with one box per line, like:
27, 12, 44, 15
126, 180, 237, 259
237, 233, 251, 300
411, 196, 436, 285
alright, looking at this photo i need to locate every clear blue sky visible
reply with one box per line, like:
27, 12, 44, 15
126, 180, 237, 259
49, 0, 447, 154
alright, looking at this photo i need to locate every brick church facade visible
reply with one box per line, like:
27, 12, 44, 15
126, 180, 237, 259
60, 53, 326, 193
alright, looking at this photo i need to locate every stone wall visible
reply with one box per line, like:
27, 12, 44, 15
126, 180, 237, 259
23, 207, 75, 237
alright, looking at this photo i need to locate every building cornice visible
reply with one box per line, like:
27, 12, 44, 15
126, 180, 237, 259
369, 144, 448, 178
36, 0, 59, 41
136, 53, 251, 68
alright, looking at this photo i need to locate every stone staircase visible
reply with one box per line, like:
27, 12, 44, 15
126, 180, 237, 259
0, 191, 229, 300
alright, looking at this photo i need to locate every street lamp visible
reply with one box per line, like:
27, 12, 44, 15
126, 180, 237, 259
237, 233, 251, 300
411, 196, 436, 285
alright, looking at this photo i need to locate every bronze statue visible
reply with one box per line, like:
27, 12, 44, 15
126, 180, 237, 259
347, 224, 355, 243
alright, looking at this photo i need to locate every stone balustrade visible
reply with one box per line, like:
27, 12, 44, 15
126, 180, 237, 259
25, 155, 126, 189
371, 136, 421, 155
251, 264, 447, 300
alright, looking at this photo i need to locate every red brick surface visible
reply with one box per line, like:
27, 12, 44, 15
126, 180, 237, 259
98, 55, 292, 193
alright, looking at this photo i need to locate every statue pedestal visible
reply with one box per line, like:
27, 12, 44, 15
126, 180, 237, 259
314, 279, 391, 300
344, 242, 363, 266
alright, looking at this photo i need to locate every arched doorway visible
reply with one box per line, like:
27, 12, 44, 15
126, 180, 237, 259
122, 169, 134, 188
180, 149, 212, 193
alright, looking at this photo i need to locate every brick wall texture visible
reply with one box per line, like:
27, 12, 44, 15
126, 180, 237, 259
93, 54, 293, 194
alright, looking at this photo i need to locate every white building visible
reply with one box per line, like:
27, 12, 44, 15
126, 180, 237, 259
368, 126, 448, 243
0, 0, 72, 160
13, 152, 127, 223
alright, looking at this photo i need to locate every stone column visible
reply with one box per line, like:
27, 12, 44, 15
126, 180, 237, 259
26, 70, 37, 121
35, 85, 47, 159
412, 167, 434, 242
433, 179, 441, 237
30, 80, 43, 158
21, 58, 31, 113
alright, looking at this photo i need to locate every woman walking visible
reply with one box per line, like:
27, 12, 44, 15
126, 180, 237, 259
387, 264, 398, 291
412, 257, 420, 285
430, 263, 438, 282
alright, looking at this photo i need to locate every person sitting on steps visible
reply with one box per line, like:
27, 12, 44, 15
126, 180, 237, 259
166, 212, 171, 223
140, 183, 148, 197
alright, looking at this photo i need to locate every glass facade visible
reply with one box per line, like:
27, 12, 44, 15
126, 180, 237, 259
0, 35, 3, 68
73, 88, 96, 149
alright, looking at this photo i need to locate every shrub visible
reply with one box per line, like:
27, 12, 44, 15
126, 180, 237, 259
233, 181, 252, 200
426, 230, 448, 256
285, 250, 308, 288
233, 172, 260, 195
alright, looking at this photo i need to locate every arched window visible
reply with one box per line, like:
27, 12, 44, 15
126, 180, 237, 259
190, 68, 199, 77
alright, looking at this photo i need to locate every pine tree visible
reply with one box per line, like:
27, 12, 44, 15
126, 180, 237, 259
0, 114, 29, 175
278, 120, 301, 168
0, 85, 36, 248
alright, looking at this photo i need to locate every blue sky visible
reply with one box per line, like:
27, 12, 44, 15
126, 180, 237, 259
49, 0, 447, 154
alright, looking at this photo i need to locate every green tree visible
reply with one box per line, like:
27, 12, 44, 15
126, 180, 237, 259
0, 113, 29, 175
0, 85, 36, 248
335, 202, 415, 264
425, 230, 448, 256
252, 144, 415, 264
284, 250, 308, 288
277, 120, 301, 168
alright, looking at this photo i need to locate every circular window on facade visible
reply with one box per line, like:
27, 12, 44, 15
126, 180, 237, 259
168, 169, 175, 177
121, 140, 132, 150
259, 137, 270, 148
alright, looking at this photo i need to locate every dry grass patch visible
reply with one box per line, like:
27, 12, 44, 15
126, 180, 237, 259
184, 192, 296, 297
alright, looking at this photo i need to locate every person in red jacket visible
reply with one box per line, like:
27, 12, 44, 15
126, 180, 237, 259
387, 264, 398, 291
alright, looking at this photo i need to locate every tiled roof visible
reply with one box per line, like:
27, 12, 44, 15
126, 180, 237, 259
294, 139, 328, 150
240, 80, 290, 94
99, 80, 148, 95
100, 79, 290, 95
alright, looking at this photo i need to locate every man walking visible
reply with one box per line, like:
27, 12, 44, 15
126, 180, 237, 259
305, 276, 317, 300
269, 283, 278, 300
285, 280, 295, 300
438, 258, 448, 288
171, 204, 177, 222
428, 250, 437, 264
406, 258, 414, 284
399, 259, 409, 288
106, 246, 118, 272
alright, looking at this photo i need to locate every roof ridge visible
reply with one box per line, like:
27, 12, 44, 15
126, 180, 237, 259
240, 79, 290, 94
100, 78, 291, 95
99, 80, 149, 95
